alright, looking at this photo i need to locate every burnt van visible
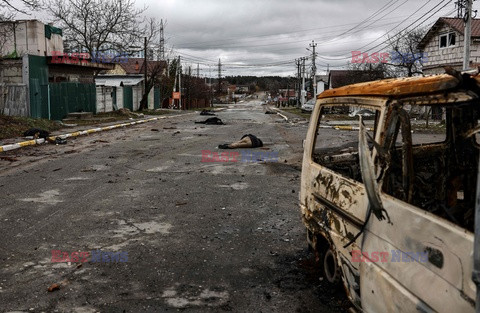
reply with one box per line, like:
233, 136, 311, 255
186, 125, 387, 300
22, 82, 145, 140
300, 72, 480, 312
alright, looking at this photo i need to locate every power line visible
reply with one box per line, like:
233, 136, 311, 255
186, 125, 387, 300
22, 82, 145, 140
316, 0, 453, 62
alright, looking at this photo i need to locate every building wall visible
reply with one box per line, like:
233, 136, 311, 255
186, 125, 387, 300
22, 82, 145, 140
48, 65, 96, 83
106, 64, 127, 75
116, 87, 124, 109
1, 20, 63, 57
422, 24, 480, 74
0, 84, 28, 116
0, 59, 23, 83
132, 85, 143, 111
148, 88, 154, 110
96, 86, 114, 113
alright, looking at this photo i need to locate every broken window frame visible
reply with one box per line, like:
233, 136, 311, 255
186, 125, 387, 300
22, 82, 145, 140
439, 32, 456, 49
311, 102, 384, 184
377, 98, 480, 232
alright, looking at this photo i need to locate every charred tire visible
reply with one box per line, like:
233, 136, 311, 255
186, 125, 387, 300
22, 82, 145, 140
323, 248, 341, 285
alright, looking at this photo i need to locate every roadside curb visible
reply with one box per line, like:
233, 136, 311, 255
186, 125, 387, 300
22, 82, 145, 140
0, 113, 192, 153
269, 107, 289, 121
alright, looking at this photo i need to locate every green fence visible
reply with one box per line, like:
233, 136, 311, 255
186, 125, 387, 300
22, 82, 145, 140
154, 86, 161, 109
28, 56, 48, 119
123, 86, 133, 111
31, 82, 96, 120
28, 56, 97, 120
48, 83, 96, 120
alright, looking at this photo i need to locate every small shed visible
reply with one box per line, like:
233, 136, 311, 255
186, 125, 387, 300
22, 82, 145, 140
95, 75, 144, 112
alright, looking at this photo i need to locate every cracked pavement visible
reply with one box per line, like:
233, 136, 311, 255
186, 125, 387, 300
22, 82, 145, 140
0, 99, 350, 312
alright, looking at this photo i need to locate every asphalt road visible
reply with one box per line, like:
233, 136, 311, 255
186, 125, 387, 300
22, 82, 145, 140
0, 98, 350, 312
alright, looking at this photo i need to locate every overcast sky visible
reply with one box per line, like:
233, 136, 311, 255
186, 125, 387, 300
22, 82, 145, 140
137, 0, 468, 77
15, 0, 479, 77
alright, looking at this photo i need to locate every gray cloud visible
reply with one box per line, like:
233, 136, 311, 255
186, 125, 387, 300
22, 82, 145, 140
18, 0, 474, 76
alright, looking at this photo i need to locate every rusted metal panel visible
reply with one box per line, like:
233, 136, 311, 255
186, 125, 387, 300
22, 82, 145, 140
301, 72, 480, 312
318, 74, 460, 100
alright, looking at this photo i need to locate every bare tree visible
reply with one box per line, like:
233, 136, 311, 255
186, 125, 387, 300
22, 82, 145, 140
44, 0, 147, 56
386, 28, 427, 77
138, 18, 164, 111
1, 0, 39, 15
138, 60, 165, 111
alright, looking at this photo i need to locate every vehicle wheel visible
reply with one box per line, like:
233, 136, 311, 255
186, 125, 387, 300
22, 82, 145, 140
323, 248, 341, 285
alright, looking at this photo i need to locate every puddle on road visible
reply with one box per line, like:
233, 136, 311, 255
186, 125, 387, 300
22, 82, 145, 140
217, 182, 249, 190
64, 176, 90, 181
113, 219, 172, 238
162, 284, 229, 309
134, 221, 172, 234
19, 189, 63, 205
146, 165, 171, 172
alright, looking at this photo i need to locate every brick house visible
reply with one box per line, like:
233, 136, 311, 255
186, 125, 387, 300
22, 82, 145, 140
418, 17, 480, 75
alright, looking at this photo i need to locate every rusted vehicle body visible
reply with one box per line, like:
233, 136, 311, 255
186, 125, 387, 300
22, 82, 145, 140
300, 72, 480, 312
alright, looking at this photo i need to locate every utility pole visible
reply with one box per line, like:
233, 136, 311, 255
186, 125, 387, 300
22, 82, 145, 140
144, 37, 148, 108
301, 57, 306, 108
178, 56, 182, 110
295, 58, 301, 107
197, 63, 200, 78
310, 40, 317, 98
463, 0, 473, 70
209, 65, 213, 107
188, 66, 192, 110
218, 58, 222, 96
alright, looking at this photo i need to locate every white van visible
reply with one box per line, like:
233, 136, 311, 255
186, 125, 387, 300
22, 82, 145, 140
301, 98, 316, 112
300, 73, 480, 312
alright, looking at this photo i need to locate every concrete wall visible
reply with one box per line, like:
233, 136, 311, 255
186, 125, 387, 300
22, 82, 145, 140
0, 83, 28, 116
148, 88, 154, 110
0, 59, 23, 83
96, 86, 114, 113
132, 85, 142, 111
0, 20, 63, 57
116, 86, 124, 109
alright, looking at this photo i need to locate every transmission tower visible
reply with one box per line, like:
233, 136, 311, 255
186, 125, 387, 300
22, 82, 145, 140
159, 19, 165, 61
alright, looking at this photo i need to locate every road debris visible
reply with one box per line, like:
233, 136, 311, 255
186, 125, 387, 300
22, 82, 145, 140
47, 283, 60, 292
0, 156, 18, 162
195, 117, 225, 125
200, 109, 216, 116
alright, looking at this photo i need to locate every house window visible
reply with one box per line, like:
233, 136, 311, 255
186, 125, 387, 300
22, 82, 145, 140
439, 32, 456, 48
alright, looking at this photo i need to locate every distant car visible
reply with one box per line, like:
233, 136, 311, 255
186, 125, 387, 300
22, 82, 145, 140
301, 98, 316, 112
348, 108, 375, 117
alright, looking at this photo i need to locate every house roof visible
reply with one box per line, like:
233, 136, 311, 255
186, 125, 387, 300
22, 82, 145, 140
119, 58, 167, 75
418, 17, 480, 49
95, 75, 144, 87
328, 70, 384, 89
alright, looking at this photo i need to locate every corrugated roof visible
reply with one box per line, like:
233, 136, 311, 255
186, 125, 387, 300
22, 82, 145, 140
440, 17, 480, 37
419, 17, 480, 49
318, 74, 460, 99
119, 58, 167, 75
